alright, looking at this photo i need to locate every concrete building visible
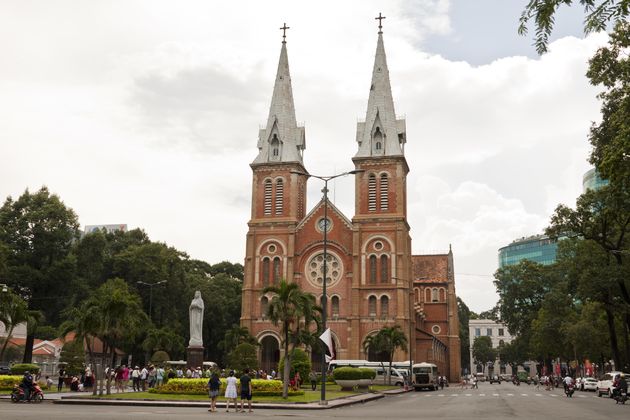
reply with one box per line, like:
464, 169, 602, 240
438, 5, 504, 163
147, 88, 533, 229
240, 23, 461, 382
469, 319, 514, 376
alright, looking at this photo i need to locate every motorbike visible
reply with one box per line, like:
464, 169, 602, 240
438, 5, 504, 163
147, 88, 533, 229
565, 383, 575, 398
10, 384, 44, 403
612, 389, 628, 405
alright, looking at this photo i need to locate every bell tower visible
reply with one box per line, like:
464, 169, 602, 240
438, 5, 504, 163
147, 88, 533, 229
350, 15, 413, 360
242, 26, 308, 339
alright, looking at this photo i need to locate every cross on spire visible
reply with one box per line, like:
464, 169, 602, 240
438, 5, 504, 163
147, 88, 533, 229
375, 12, 385, 33
280, 23, 290, 43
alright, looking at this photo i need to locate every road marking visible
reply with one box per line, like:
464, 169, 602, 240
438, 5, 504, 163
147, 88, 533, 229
452, 394, 458, 397
535, 394, 542, 396
479, 393, 486, 396
465, 394, 472, 397
438, 394, 445, 397
549, 394, 558, 397
493, 393, 500, 396
521, 394, 528, 396
577, 395, 586, 398
506, 393, 514, 396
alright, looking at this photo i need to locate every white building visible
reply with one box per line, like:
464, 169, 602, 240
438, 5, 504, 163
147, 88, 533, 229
469, 319, 514, 376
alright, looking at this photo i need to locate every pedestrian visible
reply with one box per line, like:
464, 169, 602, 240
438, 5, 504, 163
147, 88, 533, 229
207, 371, 221, 412
45, 375, 53, 389
294, 371, 302, 390
57, 367, 66, 392
239, 368, 253, 413
122, 365, 130, 391
224, 370, 238, 412
115, 366, 124, 392
156, 365, 165, 387
140, 365, 148, 391
131, 366, 141, 392
309, 370, 317, 391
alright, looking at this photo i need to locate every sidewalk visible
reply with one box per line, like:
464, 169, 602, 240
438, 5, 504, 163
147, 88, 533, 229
50, 387, 410, 410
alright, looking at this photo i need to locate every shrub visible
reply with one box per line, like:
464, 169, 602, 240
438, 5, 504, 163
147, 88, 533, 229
332, 367, 362, 380
359, 368, 376, 380
0, 375, 22, 390
278, 348, 311, 383
151, 350, 170, 363
10, 363, 40, 375
151, 378, 292, 395
226, 343, 259, 373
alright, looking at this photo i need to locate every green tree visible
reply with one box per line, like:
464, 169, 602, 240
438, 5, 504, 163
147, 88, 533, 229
142, 327, 185, 360
219, 325, 257, 353
263, 280, 320, 398
457, 297, 477, 373
362, 325, 408, 385
278, 348, 311, 385
0, 187, 80, 362
0, 290, 29, 361
518, 0, 630, 54
59, 339, 86, 375
226, 343, 259, 373
472, 336, 496, 375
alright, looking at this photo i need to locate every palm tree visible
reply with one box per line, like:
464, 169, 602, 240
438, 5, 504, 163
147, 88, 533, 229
219, 324, 258, 351
362, 325, 408, 385
0, 291, 29, 361
263, 280, 320, 398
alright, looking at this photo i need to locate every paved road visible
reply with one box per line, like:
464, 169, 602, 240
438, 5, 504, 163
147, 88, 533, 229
0, 384, 627, 420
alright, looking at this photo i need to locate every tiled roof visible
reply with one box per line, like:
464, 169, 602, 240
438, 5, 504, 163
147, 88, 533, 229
411, 254, 449, 283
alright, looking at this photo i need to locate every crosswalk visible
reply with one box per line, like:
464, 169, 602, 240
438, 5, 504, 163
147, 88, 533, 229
417, 392, 597, 399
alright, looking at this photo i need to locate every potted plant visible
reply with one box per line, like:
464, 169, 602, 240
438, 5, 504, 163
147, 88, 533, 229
357, 368, 375, 389
332, 367, 361, 390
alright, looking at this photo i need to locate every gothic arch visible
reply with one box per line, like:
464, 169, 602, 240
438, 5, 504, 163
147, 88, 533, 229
256, 238, 287, 256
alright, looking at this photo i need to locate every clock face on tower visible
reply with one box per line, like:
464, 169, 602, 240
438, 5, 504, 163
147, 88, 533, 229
317, 217, 332, 232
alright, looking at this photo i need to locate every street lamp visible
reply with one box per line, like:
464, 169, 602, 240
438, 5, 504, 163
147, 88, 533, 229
136, 280, 167, 321
291, 168, 364, 405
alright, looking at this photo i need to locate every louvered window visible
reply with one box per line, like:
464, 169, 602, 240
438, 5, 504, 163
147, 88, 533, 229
275, 179, 283, 215
368, 174, 377, 211
380, 296, 389, 318
380, 255, 388, 283
369, 255, 377, 284
264, 180, 272, 215
380, 173, 389, 210
273, 257, 281, 284
368, 296, 377, 317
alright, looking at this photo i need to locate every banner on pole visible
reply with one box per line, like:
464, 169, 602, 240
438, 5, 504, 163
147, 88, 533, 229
319, 328, 335, 363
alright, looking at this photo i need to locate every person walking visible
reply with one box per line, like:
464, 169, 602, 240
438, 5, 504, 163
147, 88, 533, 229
239, 368, 253, 413
57, 367, 66, 392
156, 365, 165, 388
131, 366, 141, 392
224, 371, 238, 413
140, 365, 148, 391
309, 370, 317, 391
207, 372, 221, 413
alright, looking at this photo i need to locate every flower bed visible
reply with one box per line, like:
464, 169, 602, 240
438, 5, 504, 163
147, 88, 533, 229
149, 378, 304, 396
0, 375, 22, 391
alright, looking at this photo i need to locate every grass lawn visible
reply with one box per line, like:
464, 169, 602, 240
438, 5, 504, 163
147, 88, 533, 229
73, 384, 399, 403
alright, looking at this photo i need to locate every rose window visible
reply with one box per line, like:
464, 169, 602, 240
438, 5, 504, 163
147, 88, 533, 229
306, 252, 343, 287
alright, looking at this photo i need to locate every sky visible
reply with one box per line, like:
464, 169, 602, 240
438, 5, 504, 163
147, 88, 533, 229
0, 0, 609, 312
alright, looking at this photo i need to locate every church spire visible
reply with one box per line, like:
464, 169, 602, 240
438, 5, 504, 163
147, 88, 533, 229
355, 15, 406, 158
253, 25, 305, 165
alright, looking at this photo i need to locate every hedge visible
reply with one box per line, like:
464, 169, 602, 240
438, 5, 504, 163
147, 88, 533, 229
359, 368, 376, 380
150, 378, 304, 396
0, 375, 22, 391
332, 367, 363, 380
10, 363, 40, 375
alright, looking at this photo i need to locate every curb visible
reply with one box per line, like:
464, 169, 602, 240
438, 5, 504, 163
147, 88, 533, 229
52, 392, 385, 410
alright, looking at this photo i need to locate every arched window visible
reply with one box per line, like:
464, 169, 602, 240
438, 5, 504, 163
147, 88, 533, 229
331, 296, 340, 317
270, 134, 280, 160
380, 255, 388, 283
262, 258, 270, 286
368, 174, 377, 212
425, 288, 431, 302
373, 127, 383, 154
379, 173, 389, 211
273, 257, 281, 284
369, 255, 377, 284
380, 296, 389, 318
275, 179, 283, 215
368, 296, 377, 317
261, 296, 269, 319
439, 288, 446, 302
431, 288, 439, 302
263, 180, 272, 215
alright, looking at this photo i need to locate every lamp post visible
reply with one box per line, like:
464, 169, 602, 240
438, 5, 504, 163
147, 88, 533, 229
136, 280, 167, 321
291, 168, 364, 405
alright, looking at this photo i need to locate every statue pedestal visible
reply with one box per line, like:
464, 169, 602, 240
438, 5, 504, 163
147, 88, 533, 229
187, 346, 204, 369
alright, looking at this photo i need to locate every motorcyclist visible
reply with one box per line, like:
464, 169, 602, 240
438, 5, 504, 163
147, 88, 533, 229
619, 374, 628, 395
563, 375, 573, 393
20, 371, 34, 401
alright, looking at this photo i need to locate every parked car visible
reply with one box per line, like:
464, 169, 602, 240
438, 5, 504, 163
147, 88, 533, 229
597, 371, 630, 397
581, 377, 598, 392
489, 375, 502, 384
0, 364, 10, 375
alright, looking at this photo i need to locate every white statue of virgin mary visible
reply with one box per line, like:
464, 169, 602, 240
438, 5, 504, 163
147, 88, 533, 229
189, 290, 205, 347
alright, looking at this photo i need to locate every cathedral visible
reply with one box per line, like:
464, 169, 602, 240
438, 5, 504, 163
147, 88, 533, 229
240, 20, 461, 382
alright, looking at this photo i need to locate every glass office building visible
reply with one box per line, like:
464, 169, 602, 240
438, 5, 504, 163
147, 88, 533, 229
498, 234, 558, 268
582, 168, 609, 192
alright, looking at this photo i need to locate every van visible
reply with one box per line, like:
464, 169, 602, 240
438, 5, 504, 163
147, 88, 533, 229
370, 366, 405, 386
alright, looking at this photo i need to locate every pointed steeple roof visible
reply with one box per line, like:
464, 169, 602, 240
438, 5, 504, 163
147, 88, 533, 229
355, 26, 406, 158
253, 35, 305, 165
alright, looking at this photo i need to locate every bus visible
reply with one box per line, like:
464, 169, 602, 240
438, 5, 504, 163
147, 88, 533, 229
412, 362, 438, 391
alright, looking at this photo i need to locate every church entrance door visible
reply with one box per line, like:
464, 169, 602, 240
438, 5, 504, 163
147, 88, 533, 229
260, 336, 280, 374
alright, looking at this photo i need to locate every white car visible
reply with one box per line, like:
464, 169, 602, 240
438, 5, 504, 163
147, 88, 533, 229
581, 377, 597, 391
597, 371, 629, 397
